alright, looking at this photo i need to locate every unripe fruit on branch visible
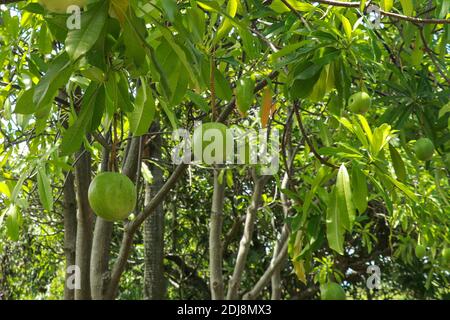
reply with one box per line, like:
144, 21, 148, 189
320, 282, 346, 300
38, 0, 86, 14
415, 244, 426, 259
192, 122, 231, 164
347, 91, 371, 114
414, 138, 434, 161
88, 172, 137, 222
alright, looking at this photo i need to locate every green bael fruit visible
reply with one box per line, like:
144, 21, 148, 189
414, 138, 435, 161
320, 282, 346, 300
88, 172, 137, 222
39, 0, 86, 14
347, 92, 371, 114
415, 244, 426, 259
193, 122, 231, 164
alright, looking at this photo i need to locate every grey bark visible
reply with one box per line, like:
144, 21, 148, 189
143, 123, 166, 300
74, 149, 93, 300
90, 145, 111, 300
243, 235, 289, 300
209, 169, 226, 300
63, 172, 77, 300
227, 174, 269, 299
90, 137, 140, 299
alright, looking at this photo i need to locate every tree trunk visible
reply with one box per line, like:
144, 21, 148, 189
90, 146, 112, 300
74, 149, 93, 300
227, 174, 268, 299
209, 169, 225, 300
90, 136, 140, 299
143, 124, 166, 300
63, 172, 77, 300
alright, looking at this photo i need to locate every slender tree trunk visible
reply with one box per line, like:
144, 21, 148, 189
209, 169, 225, 300
271, 173, 291, 300
243, 236, 289, 300
74, 149, 93, 300
90, 137, 140, 299
90, 146, 112, 300
227, 174, 268, 299
144, 123, 166, 299
63, 172, 77, 300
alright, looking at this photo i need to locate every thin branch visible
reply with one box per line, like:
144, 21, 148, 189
242, 237, 289, 300
293, 103, 339, 169
309, 0, 450, 24
418, 27, 450, 84
280, 0, 311, 31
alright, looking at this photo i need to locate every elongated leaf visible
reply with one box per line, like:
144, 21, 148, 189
235, 76, 255, 116
129, 81, 156, 136
215, 0, 238, 43
37, 166, 53, 212
60, 84, 99, 155
326, 187, 345, 255
384, 174, 418, 202
389, 143, 407, 182
14, 87, 37, 114
33, 52, 73, 109
399, 0, 413, 16
351, 165, 368, 213
336, 164, 355, 231
65, 1, 107, 61
381, 0, 394, 12
5, 205, 21, 241
109, 0, 129, 24
158, 26, 201, 90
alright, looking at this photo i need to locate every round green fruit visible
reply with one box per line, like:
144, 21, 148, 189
39, 0, 86, 14
193, 122, 231, 164
414, 138, 434, 161
347, 92, 371, 114
415, 244, 426, 259
320, 282, 346, 300
88, 172, 136, 222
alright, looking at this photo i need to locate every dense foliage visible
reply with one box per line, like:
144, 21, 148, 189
0, 0, 449, 300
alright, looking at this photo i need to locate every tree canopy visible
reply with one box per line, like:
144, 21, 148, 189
0, 0, 449, 300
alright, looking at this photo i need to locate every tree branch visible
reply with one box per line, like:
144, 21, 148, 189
308, 0, 450, 24
227, 173, 270, 299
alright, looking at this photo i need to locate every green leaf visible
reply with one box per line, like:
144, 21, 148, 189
158, 0, 177, 22
60, 84, 98, 156
158, 25, 201, 91
389, 143, 407, 182
65, 1, 108, 61
381, 0, 394, 12
5, 205, 21, 241
129, 80, 156, 136
226, 169, 233, 188
339, 14, 352, 41
336, 164, 355, 231
399, 0, 414, 16
14, 87, 37, 114
370, 123, 393, 156
351, 165, 368, 213
439, 102, 450, 118
235, 76, 255, 116
37, 166, 53, 212
0, 182, 11, 198
33, 52, 73, 109
384, 174, 418, 202
326, 187, 345, 255
215, 0, 238, 43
